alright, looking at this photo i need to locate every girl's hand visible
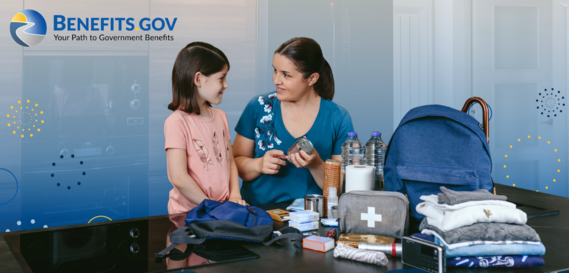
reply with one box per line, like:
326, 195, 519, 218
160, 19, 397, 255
229, 198, 248, 206
288, 148, 322, 170
258, 150, 287, 175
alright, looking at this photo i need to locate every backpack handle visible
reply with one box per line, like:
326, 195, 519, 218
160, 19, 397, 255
461, 97, 490, 144
462, 97, 496, 195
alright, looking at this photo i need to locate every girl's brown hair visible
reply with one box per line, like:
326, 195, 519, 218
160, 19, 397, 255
169, 42, 230, 114
274, 37, 334, 100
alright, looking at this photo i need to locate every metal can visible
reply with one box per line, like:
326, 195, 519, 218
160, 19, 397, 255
287, 137, 314, 157
304, 194, 324, 218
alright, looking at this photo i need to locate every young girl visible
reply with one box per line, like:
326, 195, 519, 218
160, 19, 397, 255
164, 42, 246, 215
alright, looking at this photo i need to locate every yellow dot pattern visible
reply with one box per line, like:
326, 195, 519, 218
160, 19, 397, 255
6, 99, 43, 138
506, 138, 561, 192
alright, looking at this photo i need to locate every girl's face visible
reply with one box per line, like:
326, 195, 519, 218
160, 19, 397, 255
272, 54, 316, 102
196, 64, 229, 105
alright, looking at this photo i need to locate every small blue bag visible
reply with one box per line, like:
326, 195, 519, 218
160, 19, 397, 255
156, 200, 303, 261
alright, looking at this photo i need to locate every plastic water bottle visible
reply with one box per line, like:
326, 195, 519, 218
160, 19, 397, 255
341, 132, 365, 174
327, 187, 338, 219
365, 131, 386, 190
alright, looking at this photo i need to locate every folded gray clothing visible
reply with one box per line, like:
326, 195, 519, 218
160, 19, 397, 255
419, 219, 540, 245
437, 186, 507, 205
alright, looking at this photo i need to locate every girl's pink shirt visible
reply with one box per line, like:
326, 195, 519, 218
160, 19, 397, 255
164, 108, 232, 214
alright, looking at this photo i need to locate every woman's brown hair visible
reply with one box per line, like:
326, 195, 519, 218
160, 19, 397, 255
274, 37, 334, 100
169, 42, 230, 115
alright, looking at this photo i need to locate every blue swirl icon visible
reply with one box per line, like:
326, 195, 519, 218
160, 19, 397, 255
10, 9, 47, 47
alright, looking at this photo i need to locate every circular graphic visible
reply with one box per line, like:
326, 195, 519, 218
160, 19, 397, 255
6, 99, 44, 138
88, 215, 112, 223
504, 137, 559, 192
537, 88, 565, 118
10, 9, 47, 47
0, 168, 18, 205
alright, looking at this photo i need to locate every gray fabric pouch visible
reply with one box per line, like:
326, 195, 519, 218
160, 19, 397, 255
338, 191, 409, 238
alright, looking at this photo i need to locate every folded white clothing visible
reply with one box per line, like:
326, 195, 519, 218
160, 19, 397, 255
420, 194, 516, 211
416, 202, 527, 231
421, 228, 541, 250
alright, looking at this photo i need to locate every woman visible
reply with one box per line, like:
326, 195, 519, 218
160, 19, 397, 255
233, 37, 354, 205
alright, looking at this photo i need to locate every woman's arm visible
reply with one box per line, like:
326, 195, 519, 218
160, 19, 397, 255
288, 152, 343, 190
166, 148, 209, 205
233, 133, 287, 181
233, 134, 262, 181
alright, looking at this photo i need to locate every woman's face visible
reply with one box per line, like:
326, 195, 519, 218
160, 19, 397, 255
196, 64, 229, 105
272, 54, 312, 102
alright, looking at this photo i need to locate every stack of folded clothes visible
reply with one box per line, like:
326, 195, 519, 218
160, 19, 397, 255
412, 186, 545, 268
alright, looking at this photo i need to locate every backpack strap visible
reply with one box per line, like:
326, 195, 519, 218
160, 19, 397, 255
169, 225, 207, 245
155, 225, 207, 262
263, 226, 304, 250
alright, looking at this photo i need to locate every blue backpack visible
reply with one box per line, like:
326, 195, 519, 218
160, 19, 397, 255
155, 200, 303, 261
384, 104, 493, 221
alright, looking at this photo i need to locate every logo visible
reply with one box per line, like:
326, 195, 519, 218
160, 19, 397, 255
483, 209, 492, 218
10, 9, 47, 47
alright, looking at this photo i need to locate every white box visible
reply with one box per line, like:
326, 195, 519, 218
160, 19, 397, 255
289, 210, 319, 223
289, 220, 319, 232
303, 235, 335, 252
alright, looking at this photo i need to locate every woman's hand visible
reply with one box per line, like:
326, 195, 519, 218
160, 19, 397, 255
288, 148, 323, 170
257, 150, 287, 175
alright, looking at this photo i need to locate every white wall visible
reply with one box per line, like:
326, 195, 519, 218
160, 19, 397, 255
393, 0, 569, 196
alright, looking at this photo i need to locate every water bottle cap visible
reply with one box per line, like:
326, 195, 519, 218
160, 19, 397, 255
328, 187, 337, 196
348, 132, 357, 137
371, 131, 381, 137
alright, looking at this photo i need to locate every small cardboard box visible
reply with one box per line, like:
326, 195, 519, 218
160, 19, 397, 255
303, 235, 335, 252
290, 210, 319, 223
266, 209, 290, 222
289, 220, 318, 232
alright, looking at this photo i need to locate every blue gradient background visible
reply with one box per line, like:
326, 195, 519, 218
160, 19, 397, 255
1, 0, 568, 233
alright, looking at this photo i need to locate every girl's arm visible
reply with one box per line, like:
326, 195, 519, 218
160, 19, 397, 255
227, 142, 247, 205
166, 148, 209, 205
